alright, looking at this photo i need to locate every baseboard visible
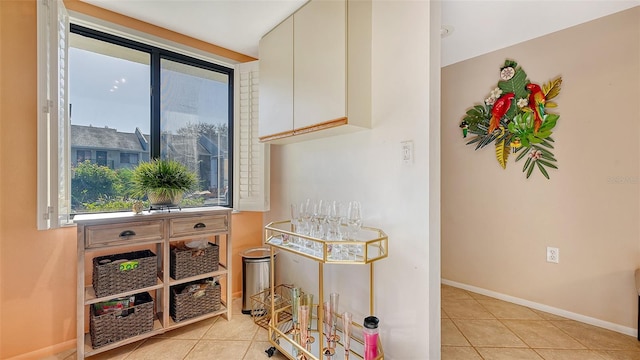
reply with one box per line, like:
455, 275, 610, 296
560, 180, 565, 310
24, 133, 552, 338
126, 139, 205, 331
441, 279, 637, 338
5, 339, 75, 360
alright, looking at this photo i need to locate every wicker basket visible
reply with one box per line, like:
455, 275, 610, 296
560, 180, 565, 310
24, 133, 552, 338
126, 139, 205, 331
93, 250, 158, 298
170, 243, 219, 280
170, 279, 221, 322
90, 292, 154, 348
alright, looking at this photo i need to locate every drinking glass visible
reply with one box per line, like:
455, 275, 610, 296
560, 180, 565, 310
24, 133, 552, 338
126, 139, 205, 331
301, 199, 314, 252
316, 199, 330, 239
329, 293, 340, 342
299, 305, 310, 351
342, 312, 353, 356
347, 201, 363, 258
322, 301, 335, 356
301, 293, 315, 343
327, 201, 344, 259
291, 287, 301, 335
347, 201, 362, 239
290, 203, 301, 247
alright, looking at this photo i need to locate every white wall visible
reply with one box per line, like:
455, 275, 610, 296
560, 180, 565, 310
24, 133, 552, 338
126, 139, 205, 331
265, 1, 439, 358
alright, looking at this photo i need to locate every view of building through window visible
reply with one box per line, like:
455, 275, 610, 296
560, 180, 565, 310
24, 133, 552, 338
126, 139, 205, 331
69, 28, 232, 214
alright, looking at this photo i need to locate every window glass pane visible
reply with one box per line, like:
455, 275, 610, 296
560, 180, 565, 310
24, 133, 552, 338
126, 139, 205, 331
160, 58, 230, 207
69, 33, 150, 214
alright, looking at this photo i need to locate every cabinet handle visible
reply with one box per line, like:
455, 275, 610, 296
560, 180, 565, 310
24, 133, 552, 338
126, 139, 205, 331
193, 222, 206, 229
119, 230, 136, 238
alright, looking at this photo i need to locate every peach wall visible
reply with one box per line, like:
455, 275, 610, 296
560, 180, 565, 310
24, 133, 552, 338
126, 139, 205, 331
0, 1, 262, 358
442, 8, 640, 331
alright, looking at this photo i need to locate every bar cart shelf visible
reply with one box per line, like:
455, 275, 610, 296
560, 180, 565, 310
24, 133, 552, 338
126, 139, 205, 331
264, 220, 388, 360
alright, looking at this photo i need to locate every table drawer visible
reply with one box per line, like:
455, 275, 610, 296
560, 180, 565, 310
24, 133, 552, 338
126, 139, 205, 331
85, 221, 164, 248
169, 214, 228, 238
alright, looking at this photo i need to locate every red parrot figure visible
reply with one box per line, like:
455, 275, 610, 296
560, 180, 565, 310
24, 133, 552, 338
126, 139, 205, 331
487, 92, 515, 134
526, 83, 545, 133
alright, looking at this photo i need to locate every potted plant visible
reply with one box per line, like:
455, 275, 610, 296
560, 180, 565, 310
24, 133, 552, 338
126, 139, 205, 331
132, 159, 198, 206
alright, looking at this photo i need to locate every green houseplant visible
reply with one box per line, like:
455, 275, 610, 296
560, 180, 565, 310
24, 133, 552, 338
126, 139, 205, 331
132, 159, 198, 206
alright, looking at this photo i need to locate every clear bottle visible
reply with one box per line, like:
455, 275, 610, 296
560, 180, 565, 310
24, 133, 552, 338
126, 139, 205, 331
363, 316, 379, 360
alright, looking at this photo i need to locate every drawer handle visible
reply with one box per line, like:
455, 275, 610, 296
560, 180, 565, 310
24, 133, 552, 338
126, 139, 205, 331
194, 222, 206, 229
119, 230, 136, 238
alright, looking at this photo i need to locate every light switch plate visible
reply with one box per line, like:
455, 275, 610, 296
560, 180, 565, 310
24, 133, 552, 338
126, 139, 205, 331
402, 141, 413, 164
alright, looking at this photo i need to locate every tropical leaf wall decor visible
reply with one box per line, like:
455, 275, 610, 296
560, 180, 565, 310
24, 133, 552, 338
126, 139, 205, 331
459, 59, 562, 179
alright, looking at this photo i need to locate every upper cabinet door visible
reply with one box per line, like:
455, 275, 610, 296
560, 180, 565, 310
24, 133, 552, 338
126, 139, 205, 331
258, 16, 294, 139
293, 0, 346, 130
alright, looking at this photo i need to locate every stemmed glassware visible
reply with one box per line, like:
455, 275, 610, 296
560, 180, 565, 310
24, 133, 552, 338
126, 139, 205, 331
291, 287, 301, 336
300, 199, 314, 252
301, 293, 315, 344
321, 301, 335, 357
316, 200, 330, 239
290, 203, 302, 248
299, 304, 310, 357
329, 293, 340, 342
342, 312, 353, 358
290, 198, 364, 259
347, 201, 363, 259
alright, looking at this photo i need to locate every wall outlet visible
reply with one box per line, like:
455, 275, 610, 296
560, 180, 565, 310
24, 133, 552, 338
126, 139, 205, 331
546, 247, 559, 263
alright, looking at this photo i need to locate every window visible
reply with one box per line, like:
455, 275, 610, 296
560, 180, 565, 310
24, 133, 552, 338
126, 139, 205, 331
120, 153, 138, 165
68, 25, 233, 214
76, 150, 91, 164
37, 0, 269, 229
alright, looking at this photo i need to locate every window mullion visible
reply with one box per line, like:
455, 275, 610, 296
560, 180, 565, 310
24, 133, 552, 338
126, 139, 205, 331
150, 50, 161, 159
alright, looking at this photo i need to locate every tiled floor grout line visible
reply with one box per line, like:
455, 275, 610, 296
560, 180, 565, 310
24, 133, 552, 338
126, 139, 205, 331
442, 285, 640, 360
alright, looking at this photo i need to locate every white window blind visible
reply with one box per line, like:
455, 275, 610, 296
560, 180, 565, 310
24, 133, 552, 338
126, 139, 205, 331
37, 0, 70, 229
234, 61, 270, 211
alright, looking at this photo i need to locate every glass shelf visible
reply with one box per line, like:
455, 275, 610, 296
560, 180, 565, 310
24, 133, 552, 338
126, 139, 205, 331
264, 220, 388, 264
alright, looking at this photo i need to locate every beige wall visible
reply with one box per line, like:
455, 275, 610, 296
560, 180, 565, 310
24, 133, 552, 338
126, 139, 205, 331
0, 1, 262, 358
442, 7, 640, 331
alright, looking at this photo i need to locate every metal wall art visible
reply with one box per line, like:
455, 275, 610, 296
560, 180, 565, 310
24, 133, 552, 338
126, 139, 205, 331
459, 60, 562, 179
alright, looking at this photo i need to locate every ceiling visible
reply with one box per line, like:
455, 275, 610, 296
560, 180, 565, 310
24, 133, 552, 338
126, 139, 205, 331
80, 0, 638, 66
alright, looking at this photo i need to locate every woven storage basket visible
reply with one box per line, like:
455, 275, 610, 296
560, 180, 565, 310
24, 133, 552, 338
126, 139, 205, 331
170, 279, 221, 322
170, 243, 219, 280
90, 292, 154, 348
93, 250, 157, 298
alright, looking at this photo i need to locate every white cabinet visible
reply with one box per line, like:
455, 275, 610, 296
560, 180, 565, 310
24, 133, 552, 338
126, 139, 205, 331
293, 0, 346, 130
258, 16, 294, 139
75, 208, 232, 359
258, 0, 372, 144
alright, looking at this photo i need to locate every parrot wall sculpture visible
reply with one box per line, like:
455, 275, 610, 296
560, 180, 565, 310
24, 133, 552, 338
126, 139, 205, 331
487, 92, 515, 134
526, 83, 545, 133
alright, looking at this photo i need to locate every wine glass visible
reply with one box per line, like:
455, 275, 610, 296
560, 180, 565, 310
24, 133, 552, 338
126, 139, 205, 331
327, 201, 344, 259
343, 312, 353, 357
301, 293, 315, 344
301, 199, 314, 252
347, 201, 363, 258
322, 301, 335, 356
316, 200, 330, 239
290, 203, 301, 247
329, 293, 340, 342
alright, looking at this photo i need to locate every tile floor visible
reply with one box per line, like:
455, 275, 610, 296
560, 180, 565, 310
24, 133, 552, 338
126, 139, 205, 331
442, 284, 640, 360
47, 298, 288, 360
48, 286, 640, 360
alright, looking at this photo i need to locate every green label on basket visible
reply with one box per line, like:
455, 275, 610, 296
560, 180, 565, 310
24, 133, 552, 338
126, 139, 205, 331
119, 261, 139, 271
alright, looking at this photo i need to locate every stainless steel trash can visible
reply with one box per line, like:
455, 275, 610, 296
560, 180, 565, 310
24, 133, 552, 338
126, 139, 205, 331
241, 247, 276, 314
